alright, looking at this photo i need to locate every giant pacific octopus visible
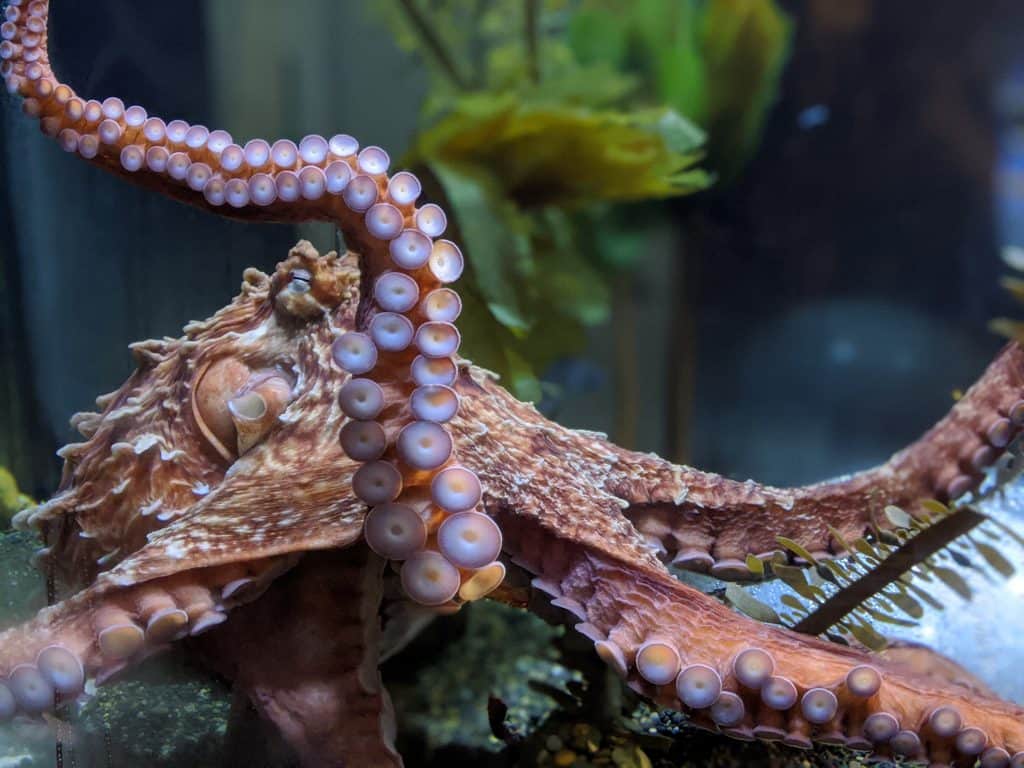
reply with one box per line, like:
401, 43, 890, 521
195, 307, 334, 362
3, 1, 1024, 765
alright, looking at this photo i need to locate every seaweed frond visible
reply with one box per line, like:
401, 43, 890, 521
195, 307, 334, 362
727, 473, 1024, 651
0, 465, 34, 529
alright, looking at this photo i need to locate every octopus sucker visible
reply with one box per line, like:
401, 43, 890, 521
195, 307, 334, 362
4, 0, 1024, 763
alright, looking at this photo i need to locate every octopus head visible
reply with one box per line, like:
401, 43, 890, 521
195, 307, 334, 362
191, 242, 357, 462
21, 241, 360, 578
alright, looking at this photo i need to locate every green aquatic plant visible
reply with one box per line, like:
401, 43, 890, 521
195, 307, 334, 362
571, 0, 792, 179
729, 485, 1024, 651
374, 0, 789, 399
0, 466, 33, 530
411, 104, 706, 399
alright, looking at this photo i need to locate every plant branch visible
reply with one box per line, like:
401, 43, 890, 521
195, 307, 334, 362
396, 0, 469, 90
525, 0, 540, 84
792, 506, 986, 637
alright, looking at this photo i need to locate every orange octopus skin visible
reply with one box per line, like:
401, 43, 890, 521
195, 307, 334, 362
4, 1, 1024, 765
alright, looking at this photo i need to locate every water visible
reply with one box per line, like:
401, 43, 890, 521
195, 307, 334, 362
4, 1, 1024, 767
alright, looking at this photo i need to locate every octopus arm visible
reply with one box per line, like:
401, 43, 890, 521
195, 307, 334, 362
193, 546, 403, 768
0, 422, 368, 720
0, 555, 295, 712
447, 368, 1024, 763
514, 537, 1024, 763
97, 436, 367, 586
466, 351, 1024, 762
3, 0, 420, 287
454, 343, 1024, 579
616, 341, 1024, 577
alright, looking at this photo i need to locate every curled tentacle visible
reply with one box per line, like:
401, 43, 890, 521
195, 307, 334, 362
1, 0, 449, 296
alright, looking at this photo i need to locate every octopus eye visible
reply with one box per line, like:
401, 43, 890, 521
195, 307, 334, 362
192, 358, 294, 461
288, 269, 312, 293
275, 265, 328, 317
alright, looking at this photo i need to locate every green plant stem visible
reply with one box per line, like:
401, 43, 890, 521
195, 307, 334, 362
525, 0, 540, 83
396, 0, 469, 90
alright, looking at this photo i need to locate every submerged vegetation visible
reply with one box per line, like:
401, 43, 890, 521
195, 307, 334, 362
0, 467, 33, 530
729, 495, 1024, 651
375, 0, 790, 400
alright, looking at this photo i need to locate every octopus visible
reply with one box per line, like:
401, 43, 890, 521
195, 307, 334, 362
2, 1, 1024, 765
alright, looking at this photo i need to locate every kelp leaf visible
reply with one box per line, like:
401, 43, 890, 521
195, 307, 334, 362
608, 0, 791, 178
583, 208, 649, 270
864, 593, 894, 614
534, 209, 611, 326
884, 505, 913, 530
860, 605, 918, 628
412, 96, 710, 206
568, 5, 630, 70
653, 109, 706, 156
618, 0, 706, 116
921, 499, 950, 519
0, 466, 34, 528
929, 565, 972, 600
428, 160, 532, 335
485, 38, 640, 105
827, 525, 855, 556
725, 584, 781, 624
771, 563, 809, 586
776, 536, 819, 565
780, 594, 808, 613
778, 572, 827, 603
991, 317, 1024, 343
745, 554, 765, 578
0, 467, 27, 511
1001, 276, 1024, 304
694, 0, 791, 176
896, 576, 944, 611
945, 548, 973, 569
853, 538, 880, 562
843, 619, 888, 651
972, 540, 1015, 578
989, 518, 1024, 550
882, 587, 924, 619
822, 559, 851, 582
815, 563, 839, 585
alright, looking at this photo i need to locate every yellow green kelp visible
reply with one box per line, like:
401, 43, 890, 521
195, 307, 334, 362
0, 465, 34, 529
571, 0, 792, 180
374, 0, 789, 400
